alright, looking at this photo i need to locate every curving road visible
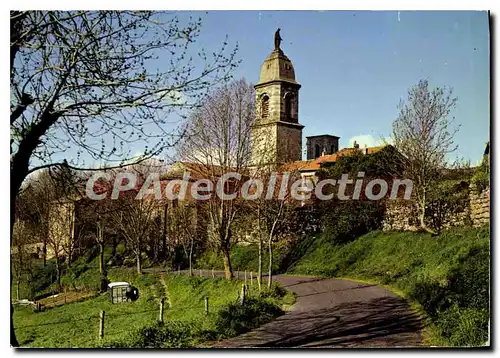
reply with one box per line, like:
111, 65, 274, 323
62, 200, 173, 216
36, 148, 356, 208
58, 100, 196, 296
144, 268, 422, 348
211, 274, 422, 348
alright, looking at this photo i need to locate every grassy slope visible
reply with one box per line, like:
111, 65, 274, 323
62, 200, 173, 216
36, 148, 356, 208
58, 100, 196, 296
197, 226, 489, 346
287, 226, 490, 347
14, 268, 288, 348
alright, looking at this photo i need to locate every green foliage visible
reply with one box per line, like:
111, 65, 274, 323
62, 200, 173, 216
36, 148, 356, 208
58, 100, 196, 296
288, 226, 490, 346
318, 145, 406, 179
471, 156, 490, 192
319, 201, 385, 244
109, 321, 195, 348
426, 179, 470, 232
27, 261, 58, 299
215, 298, 283, 337
436, 305, 489, 347
195, 245, 287, 273
15, 272, 288, 348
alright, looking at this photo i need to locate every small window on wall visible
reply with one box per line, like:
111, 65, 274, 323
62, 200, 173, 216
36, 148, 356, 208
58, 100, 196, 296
331, 145, 335, 154
261, 95, 269, 119
315, 144, 320, 158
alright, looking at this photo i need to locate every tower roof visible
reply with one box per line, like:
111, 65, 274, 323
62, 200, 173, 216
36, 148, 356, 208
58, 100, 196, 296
257, 49, 298, 86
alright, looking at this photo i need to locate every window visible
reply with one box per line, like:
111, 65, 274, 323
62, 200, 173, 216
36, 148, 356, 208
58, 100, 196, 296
284, 93, 294, 120
261, 95, 269, 119
315, 144, 320, 158
331, 145, 335, 154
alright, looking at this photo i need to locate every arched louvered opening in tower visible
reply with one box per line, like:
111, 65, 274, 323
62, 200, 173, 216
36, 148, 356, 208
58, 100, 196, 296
284, 92, 295, 122
315, 144, 321, 158
261, 95, 269, 119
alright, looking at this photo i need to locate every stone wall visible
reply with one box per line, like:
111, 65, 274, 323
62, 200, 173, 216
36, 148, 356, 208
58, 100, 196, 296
382, 183, 490, 231
470, 183, 490, 227
382, 200, 420, 232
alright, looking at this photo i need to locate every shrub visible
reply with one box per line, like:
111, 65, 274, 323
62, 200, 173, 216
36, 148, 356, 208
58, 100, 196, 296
319, 201, 384, 244
437, 305, 489, 347
215, 298, 283, 337
287, 226, 489, 346
471, 156, 490, 192
109, 321, 195, 348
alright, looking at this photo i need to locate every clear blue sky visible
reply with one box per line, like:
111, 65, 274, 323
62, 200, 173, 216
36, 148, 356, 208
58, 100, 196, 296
46, 11, 489, 169
192, 10, 490, 164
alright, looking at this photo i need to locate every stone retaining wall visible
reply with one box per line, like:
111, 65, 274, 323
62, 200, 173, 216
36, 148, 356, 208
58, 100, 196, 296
382, 183, 490, 231
470, 184, 490, 227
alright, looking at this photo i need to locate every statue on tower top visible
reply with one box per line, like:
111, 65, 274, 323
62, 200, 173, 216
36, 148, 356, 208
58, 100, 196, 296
274, 28, 282, 50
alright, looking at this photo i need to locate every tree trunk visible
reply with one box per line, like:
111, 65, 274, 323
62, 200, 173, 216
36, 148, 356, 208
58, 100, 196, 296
10, 102, 61, 348
419, 201, 426, 229
55, 256, 61, 288
42, 239, 47, 267
16, 277, 20, 301
162, 203, 168, 259
258, 238, 262, 291
112, 237, 116, 257
11, 170, 24, 347
136, 248, 142, 275
418, 194, 436, 234
189, 242, 194, 277
268, 237, 273, 289
221, 245, 233, 280
99, 242, 105, 275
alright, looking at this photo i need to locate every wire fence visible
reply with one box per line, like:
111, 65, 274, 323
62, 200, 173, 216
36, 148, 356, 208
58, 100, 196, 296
15, 271, 261, 344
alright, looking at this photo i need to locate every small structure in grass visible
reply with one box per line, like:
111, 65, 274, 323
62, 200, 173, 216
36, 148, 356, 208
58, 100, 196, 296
107, 282, 139, 303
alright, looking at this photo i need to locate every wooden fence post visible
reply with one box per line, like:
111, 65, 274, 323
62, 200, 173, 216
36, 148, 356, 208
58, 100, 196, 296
212, 268, 215, 278
99, 311, 105, 339
240, 284, 246, 305
199, 269, 202, 277
244, 270, 247, 286
178, 266, 181, 276
205, 297, 209, 314
159, 297, 165, 323
250, 272, 253, 286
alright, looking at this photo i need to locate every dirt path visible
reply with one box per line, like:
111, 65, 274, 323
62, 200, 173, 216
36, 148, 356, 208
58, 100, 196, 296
145, 269, 422, 348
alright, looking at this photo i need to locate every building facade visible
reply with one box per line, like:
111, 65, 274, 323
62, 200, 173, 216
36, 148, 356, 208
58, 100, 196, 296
250, 36, 304, 166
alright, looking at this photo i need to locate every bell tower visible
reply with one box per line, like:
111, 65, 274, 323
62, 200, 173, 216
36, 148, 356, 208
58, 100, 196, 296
251, 29, 304, 167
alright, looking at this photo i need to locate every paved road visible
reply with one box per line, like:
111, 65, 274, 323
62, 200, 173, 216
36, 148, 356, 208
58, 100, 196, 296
213, 274, 422, 348
146, 269, 422, 348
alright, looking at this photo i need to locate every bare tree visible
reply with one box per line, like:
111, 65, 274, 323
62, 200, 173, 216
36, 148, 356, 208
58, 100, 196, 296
107, 192, 161, 275
179, 78, 254, 279
16, 168, 83, 287
10, 11, 238, 344
254, 171, 297, 289
46, 200, 74, 287
170, 203, 201, 276
11, 220, 35, 300
392, 79, 459, 232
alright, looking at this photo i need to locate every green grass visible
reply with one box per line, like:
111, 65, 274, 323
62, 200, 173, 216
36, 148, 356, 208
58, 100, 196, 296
195, 244, 288, 273
14, 268, 289, 348
286, 225, 490, 347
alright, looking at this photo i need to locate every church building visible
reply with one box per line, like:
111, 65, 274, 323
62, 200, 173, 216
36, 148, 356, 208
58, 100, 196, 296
250, 29, 385, 175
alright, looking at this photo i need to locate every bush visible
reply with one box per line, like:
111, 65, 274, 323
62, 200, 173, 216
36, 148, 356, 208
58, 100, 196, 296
110, 321, 195, 348
319, 200, 384, 244
215, 298, 283, 337
438, 305, 489, 347
288, 226, 490, 346
471, 156, 490, 192
195, 245, 287, 274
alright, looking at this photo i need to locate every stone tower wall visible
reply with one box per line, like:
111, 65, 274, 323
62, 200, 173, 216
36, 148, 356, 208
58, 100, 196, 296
306, 136, 340, 159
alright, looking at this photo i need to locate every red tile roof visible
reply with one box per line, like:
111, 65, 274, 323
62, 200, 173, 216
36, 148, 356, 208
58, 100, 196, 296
291, 145, 387, 173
